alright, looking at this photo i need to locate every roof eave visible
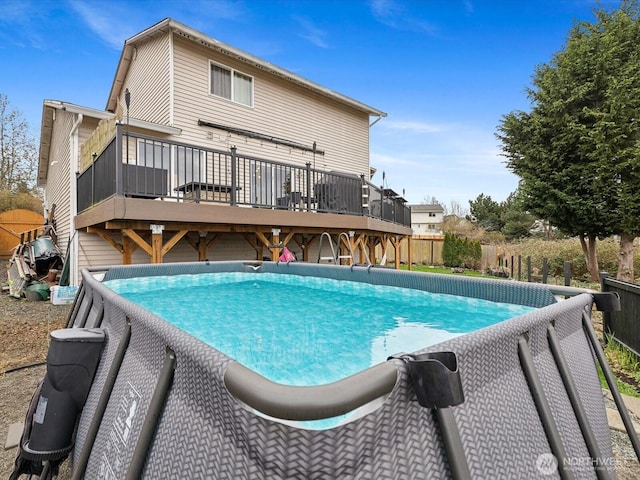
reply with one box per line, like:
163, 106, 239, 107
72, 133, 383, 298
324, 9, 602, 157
106, 18, 386, 118
38, 101, 112, 186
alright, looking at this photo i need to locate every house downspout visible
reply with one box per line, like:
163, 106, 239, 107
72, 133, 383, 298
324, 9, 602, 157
69, 113, 83, 286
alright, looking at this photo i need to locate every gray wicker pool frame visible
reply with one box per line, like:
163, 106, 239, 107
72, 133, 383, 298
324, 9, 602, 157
56, 261, 630, 478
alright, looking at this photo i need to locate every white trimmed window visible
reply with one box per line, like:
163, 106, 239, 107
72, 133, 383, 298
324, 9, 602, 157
210, 62, 253, 107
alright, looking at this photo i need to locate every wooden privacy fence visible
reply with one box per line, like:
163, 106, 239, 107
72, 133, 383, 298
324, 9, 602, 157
601, 273, 640, 358
0, 209, 45, 258
378, 237, 497, 268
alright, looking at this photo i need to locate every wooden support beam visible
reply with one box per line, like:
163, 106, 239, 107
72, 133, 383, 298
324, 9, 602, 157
206, 233, 219, 250
255, 231, 271, 248
185, 234, 199, 251
391, 236, 401, 270
87, 226, 123, 253
282, 231, 296, 247
162, 230, 188, 257
242, 233, 259, 251
240, 233, 258, 261
122, 229, 153, 256
355, 233, 367, 264
380, 235, 390, 266
368, 237, 377, 265
123, 235, 134, 264
292, 235, 306, 262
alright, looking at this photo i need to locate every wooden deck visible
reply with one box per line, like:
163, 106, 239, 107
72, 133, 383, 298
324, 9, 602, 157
75, 196, 413, 266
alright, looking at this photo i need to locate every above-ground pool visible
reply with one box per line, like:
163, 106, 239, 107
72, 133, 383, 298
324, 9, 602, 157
11, 261, 634, 479
104, 272, 536, 388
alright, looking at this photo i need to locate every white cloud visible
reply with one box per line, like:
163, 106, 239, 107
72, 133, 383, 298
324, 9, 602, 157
368, 0, 438, 36
292, 15, 329, 48
370, 117, 519, 204
67, 0, 134, 49
380, 120, 446, 134
369, 0, 404, 20
67, 0, 250, 50
0, 0, 50, 49
464, 1, 474, 14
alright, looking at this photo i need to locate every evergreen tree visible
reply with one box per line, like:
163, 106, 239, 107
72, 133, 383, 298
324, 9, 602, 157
497, 1, 640, 281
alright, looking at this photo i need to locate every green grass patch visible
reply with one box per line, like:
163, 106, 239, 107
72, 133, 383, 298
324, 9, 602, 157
598, 364, 640, 398
601, 336, 640, 398
400, 265, 486, 277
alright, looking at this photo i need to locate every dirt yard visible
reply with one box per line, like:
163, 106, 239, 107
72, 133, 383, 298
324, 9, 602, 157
0, 261, 70, 478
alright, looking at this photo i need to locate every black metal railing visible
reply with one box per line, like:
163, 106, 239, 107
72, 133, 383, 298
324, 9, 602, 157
601, 273, 640, 358
76, 124, 410, 226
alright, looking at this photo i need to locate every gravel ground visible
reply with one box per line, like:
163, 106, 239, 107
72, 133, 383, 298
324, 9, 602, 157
0, 261, 638, 479
1, 261, 71, 478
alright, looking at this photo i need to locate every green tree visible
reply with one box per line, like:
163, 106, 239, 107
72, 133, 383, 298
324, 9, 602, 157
442, 232, 482, 268
497, 1, 640, 282
442, 232, 458, 267
468, 193, 504, 232
501, 191, 537, 241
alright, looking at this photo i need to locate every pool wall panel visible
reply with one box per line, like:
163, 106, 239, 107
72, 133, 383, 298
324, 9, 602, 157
69, 261, 612, 479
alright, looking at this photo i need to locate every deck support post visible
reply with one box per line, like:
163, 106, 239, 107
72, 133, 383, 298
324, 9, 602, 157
151, 224, 164, 263
123, 236, 134, 264
367, 237, 377, 265
271, 228, 281, 261
197, 232, 207, 261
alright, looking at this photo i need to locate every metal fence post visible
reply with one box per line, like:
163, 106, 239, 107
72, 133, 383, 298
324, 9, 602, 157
600, 272, 610, 345
527, 256, 532, 283
564, 261, 571, 286
542, 258, 548, 284
230, 146, 237, 206
518, 255, 522, 281
115, 123, 123, 196
510, 255, 514, 279
306, 162, 312, 211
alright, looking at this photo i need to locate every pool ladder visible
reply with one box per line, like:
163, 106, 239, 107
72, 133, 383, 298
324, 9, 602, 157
317, 232, 370, 265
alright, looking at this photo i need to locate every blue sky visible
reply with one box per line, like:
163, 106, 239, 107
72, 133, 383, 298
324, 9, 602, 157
0, 0, 613, 208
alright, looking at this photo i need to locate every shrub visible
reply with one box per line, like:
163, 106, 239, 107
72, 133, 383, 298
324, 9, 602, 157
443, 232, 482, 269
0, 190, 43, 214
501, 237, 639, 280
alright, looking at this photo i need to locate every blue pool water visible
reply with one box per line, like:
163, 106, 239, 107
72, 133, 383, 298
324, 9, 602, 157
105, 272, 535, 387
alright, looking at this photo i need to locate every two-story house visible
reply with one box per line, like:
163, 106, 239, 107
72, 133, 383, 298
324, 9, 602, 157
38, 18, 411, 285
410, 204, 445, 237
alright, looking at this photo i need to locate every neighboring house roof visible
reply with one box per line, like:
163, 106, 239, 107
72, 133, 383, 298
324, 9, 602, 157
409, 204, 445, 214
106, 18, 387, 120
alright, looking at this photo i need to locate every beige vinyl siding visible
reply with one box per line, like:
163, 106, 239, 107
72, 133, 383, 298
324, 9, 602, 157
45, 111, 73, 251
77, 231, 259, 274
77, 231, 125, 272
171, 35, 371, 178
164, 234, 258, 262
121, 34, 171, 125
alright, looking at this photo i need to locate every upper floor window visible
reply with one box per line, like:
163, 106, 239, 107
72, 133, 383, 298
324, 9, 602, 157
210, 62, 253, 107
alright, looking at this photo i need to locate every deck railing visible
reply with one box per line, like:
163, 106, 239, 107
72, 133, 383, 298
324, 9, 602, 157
601, 273, 640, 358
76, 124, 410, 226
